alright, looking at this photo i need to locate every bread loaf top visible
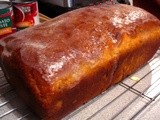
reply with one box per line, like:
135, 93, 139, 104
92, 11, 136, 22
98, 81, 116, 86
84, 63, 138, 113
0, 4, 160, 85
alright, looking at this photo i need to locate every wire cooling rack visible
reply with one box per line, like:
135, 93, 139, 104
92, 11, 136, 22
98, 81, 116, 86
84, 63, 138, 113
0, 48, 160, 120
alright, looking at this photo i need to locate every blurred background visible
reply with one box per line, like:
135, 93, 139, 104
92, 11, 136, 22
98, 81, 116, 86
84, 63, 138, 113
37, 0, 159, 18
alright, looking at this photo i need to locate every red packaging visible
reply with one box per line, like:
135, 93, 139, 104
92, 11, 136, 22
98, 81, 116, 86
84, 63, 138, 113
0, 1, 16, 39
12, 0, 40, 30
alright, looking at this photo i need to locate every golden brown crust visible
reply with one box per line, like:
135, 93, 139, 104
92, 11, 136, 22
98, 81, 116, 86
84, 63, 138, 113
0, 4, 160, 120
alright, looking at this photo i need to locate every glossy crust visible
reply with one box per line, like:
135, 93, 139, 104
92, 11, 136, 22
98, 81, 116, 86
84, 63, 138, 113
0, 4, 160, 120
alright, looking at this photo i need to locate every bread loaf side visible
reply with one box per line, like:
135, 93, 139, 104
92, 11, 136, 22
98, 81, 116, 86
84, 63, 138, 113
0, 4, 160, 120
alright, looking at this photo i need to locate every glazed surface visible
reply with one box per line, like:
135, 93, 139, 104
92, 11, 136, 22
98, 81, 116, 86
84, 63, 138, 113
1, 4, 158, 84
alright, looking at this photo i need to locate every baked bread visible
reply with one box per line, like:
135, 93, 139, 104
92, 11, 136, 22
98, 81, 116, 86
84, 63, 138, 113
0, 4, 160, 120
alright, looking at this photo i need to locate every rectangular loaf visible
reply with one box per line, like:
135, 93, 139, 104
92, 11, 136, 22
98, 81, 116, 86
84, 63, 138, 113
0, 4, 160, 120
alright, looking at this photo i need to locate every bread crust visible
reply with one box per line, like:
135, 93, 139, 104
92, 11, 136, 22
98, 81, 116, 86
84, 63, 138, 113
0, 4, 160, 120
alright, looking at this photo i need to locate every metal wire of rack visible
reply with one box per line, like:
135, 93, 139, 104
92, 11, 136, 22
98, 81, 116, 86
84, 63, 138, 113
0, 48, 160, 120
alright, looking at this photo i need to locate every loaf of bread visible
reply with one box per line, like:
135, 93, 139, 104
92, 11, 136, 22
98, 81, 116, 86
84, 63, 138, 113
0, 4, 160, 120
